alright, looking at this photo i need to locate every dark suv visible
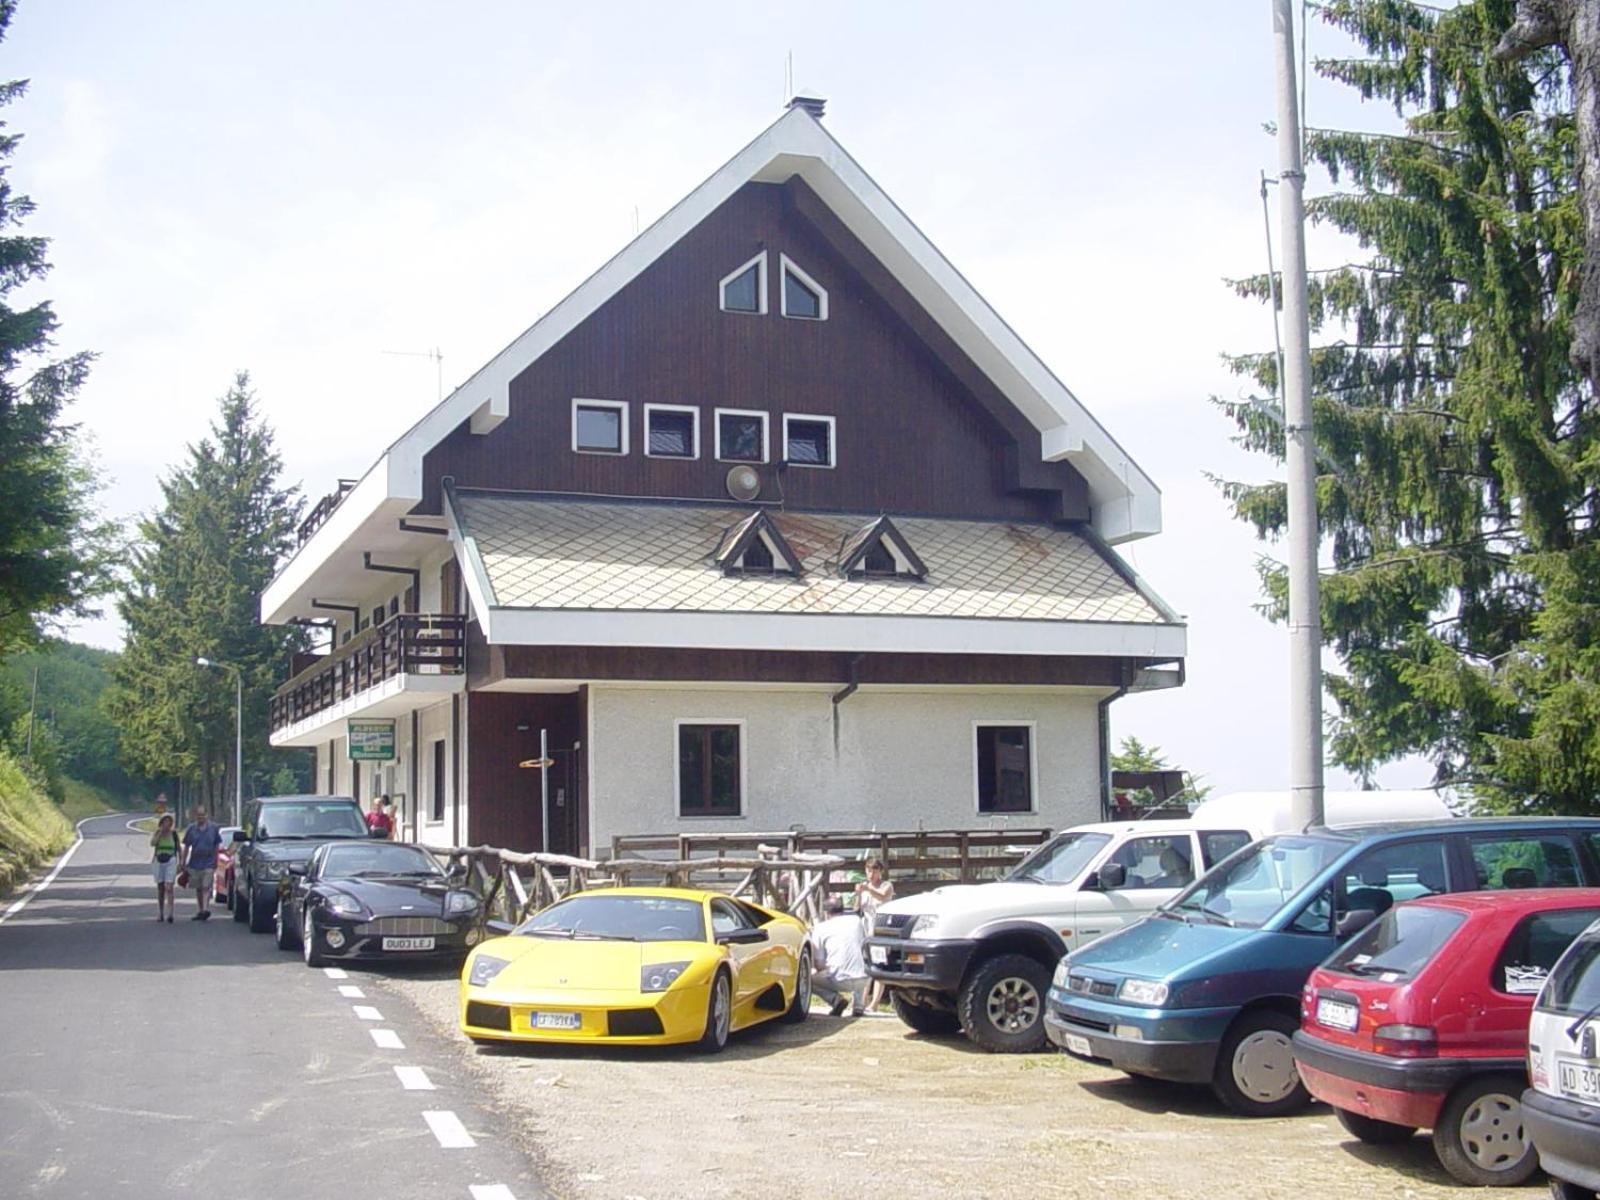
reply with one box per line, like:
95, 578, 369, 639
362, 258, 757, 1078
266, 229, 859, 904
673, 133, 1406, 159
232, 795, 374, 933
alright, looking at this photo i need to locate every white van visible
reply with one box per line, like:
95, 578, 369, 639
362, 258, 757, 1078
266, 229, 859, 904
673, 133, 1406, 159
865, 789, 1454, 1053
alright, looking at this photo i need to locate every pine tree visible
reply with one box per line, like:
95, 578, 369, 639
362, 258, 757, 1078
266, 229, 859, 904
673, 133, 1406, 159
0, 0, 112, 656
1217, 0, 1596, 813
111, 374, 305, 809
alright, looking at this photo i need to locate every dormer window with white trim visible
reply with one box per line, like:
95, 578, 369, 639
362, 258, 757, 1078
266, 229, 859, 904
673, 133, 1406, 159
572, 398, 628, 455
644, 403, 699, 459
715, 510, 802, 577
719, 252, 766, 314
779, 254, 827, 321
838, 515, 927, 581
782, 413, 835, 468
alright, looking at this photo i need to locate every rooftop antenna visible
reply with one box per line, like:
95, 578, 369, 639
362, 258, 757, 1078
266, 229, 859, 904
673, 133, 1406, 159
381, 347, 444, 401
785, 50, 793, 104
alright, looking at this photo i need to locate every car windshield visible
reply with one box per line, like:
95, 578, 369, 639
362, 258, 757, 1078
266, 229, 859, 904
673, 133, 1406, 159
1324, 904, 1467, 979
321, 844, 443, 878
1008, 832, 1112, 884
518, 895, 706, 943
256, 802, 367, 840
1167, 834, 1346, 930
1543, 929, 1600, 1016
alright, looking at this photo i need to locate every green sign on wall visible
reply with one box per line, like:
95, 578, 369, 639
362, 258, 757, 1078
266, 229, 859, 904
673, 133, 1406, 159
348, 719, 396, 761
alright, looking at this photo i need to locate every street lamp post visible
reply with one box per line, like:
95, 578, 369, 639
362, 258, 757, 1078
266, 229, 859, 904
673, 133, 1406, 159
196, 657, 243, 827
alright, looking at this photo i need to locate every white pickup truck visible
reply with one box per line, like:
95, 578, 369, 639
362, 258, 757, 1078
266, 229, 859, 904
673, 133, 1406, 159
864, 790, 1452, 1053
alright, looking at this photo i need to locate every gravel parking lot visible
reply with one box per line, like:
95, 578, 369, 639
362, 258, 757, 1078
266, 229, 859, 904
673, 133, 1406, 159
369, 970, 1525, 1200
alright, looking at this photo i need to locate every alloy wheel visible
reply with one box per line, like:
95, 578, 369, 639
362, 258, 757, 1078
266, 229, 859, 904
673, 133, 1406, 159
985, 977, 1041, 1034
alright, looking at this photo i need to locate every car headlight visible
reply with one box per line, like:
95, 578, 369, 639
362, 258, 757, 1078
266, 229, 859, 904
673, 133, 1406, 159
325, 892, 363, 916
908, 914, 941, 939
1118, 978, 1170, 1006
468, 954, 511, 988
443, 890, 479, 917
640, 961, 692, 993
257, 861, 286, 881
1052, 960, 1069, 990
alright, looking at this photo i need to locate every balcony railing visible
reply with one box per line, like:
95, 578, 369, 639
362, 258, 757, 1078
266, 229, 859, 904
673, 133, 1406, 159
270, 613, 465, 733
296, 478, 359, 547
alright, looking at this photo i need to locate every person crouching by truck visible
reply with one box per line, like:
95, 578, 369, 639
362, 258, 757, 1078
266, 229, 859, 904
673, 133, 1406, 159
809, 900, 869, 1017
150, 814, 179, 922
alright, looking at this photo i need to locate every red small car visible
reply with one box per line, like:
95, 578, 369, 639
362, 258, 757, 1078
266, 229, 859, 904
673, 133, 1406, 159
1293, 889, 1600, 1187
214, 826, 244, 907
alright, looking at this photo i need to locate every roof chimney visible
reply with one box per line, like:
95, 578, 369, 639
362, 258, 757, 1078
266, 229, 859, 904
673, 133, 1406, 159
787, 94, 826, 121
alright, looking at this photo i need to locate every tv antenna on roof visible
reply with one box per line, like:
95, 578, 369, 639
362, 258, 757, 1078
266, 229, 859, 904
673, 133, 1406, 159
381, 346, 444, 401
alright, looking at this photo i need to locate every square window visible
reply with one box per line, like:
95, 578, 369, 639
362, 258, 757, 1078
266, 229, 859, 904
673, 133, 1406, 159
645, 405, 698, 459
678, 723, 742, 817
716, 409, 768, 463
573, 400, 627, 454
976, 724, 1032, 813
783, 415, 834, 468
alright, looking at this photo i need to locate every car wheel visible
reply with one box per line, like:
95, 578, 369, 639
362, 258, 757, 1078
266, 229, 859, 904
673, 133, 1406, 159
890, 992, 961, 1036
1211, 1010, 1308, 1116
274, 901, 301, 951
1335, 1107, 1415, 1144
1431, 1075, 1537, 1187
696, 970, 731, 1053
302, 910, 325, 968
780, 949, 812, 1024
247, 882, 274, 933
957, 953, 1051, 1053
231, 878, 248, 923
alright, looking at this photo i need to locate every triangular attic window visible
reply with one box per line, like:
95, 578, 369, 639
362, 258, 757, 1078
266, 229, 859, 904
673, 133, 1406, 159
838, 516, 926, 581
716, 510, 802, 577
719, 252, 766, 315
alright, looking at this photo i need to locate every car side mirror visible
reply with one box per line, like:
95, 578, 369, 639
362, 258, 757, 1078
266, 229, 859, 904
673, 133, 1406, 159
716, 927, 769, 946
1097, 863, 1127, 891
288, 864, 307, 877
1336, 908, 1376, 939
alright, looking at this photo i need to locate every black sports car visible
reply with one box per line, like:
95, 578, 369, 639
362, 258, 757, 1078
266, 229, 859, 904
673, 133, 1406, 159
273, 841, 483, 967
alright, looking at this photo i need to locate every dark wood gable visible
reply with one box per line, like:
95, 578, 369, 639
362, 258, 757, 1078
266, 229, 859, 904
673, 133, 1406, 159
419, 182, 1091, 524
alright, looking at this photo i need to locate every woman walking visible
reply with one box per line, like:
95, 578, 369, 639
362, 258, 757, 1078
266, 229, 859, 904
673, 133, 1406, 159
150, 814, 179, 922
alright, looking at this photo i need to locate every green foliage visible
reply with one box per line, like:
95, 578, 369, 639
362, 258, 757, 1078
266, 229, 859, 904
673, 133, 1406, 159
0, 742, 71, 895
109, 373, 306, 806
1109, 736, 1212, 806
0, 638, 141, 795
0, 1, 116, 656
1216, 0, 1598, 813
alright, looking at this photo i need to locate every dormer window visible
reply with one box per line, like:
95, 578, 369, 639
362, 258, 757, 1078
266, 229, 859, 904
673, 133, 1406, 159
779, 255, 827, 321
839, 516, 926, 581
715, 510, 802, 577
719, 252, 767, 315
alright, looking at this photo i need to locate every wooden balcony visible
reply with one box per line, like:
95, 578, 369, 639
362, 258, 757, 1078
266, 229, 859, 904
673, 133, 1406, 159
270, 613, 465, 737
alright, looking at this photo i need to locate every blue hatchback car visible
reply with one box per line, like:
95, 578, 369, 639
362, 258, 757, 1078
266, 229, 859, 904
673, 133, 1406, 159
1045, 817, 1600, 1116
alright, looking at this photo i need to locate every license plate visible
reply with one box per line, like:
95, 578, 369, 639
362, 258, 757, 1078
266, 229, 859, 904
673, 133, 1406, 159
381, 936, 435, 951
531, 1011, 582, 1031
868, 945, 888, 965
1317, 997, 1359, 1031
1558, 1060, 1600, 1103
1064, 1033, 1092, 1056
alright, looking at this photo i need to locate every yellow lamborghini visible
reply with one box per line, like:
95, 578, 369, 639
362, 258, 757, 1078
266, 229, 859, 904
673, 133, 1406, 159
459, 887, 812, 1051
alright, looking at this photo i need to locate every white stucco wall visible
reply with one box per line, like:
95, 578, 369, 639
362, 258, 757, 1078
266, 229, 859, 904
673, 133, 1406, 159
586, 684, 1107, 853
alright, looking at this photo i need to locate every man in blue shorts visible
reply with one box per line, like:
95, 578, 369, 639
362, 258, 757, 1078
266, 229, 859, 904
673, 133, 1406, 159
181, 807, 224, 921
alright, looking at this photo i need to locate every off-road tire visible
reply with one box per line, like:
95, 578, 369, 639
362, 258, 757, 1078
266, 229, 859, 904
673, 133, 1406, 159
891, 992, 961, 1036
1431, 1075, 1537, 1187
247, 882, 274, 933
232, 879, 248, 923
780, 950, 812, 1024
1335, 1107, 1415, 1144
697, 970, 732, 1053
1211, 1010, 1309, 1117
956, 953, 1052, 1053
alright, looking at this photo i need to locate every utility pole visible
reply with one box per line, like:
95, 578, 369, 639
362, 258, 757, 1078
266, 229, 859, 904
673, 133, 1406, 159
1272, 0, 1325, 828
24, 665, 37, 758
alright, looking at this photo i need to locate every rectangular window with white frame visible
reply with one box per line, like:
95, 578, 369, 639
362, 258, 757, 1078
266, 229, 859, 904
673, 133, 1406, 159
782, 413, 835, 468
974, 722, 1035, 814
571, 398, 629, 455
643, 403, 699, 459
676, 720, 744, 818
714, 408, 769, 463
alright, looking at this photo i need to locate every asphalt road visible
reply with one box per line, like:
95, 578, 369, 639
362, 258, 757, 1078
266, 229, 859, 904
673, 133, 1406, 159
0, 813, 544, 1200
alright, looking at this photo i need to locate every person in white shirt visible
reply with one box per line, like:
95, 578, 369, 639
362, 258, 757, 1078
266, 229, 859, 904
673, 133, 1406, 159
810, 901, 868, 1017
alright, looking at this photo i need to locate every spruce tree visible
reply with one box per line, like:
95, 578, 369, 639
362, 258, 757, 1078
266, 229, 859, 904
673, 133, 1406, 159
111, 374, 305, 808
1218, 0, 1596, 813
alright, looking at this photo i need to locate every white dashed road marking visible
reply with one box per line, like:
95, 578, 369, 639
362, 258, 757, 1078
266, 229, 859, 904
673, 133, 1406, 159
469, 1186, 518, 1200
423, 1110, 476, 1149
370, 1029, 405, 1049
0, 817, 96, 926
323, 967, 348, 979
394, 1066, 435, 1091
352, 1005, 383, 1021
337, 985, 365, 999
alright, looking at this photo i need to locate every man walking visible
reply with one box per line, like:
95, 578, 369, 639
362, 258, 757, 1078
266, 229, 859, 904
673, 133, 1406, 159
181, 807, 224, 921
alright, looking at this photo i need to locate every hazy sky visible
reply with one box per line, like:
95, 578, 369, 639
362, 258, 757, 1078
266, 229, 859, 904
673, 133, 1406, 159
4, 1, 1429, 797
